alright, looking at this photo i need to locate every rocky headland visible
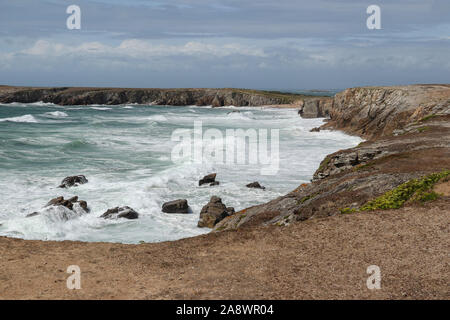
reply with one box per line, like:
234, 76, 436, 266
0, 84, 448, 299
214, 84, 450, 231
0, 86, 327, 107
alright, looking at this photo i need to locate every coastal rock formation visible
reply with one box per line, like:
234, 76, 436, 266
45, 196, 89, 213
298, 98, 332, 118
100, 206, 139, 220
162, 199, 190, 214
199, 173, 217, 186
58, 175, 88, 188
26, 196, 90, 220
214, 85, 450, 232
198, 196, 235, 228
246, 182, 266, 190
321, 85, 450, 139
0, 87, 310, 107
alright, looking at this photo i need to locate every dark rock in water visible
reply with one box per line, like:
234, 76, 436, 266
26, 212, 40, 218
199, 173, 217, 186
227, 110, 240, 114
210, 181, 220, 186
78, 201, 88, 212
310, 127, 321, 132
162, 199, 190, 214
198, 196, 234, 228
58, 175, 88, 188
101, 206, 139, 219
45, 196, 89, 213
246, 182, 266, 190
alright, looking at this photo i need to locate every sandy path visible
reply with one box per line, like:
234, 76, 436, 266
0, 199, 448, 300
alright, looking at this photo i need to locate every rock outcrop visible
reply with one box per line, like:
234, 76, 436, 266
58, 175, 88, 188
100, 206, 139, 220
246, 182, 266, 190
198, 196, 235, 228
214, 85, 450, 232
199, 173, 217, 186
45, 196, 89, 213
298, 97, 332, 118
320, 85, 450, 139
0, 86, 310, 107
162, 199, 190, 214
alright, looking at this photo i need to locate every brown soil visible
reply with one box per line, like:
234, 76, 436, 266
0, 198, 448, 300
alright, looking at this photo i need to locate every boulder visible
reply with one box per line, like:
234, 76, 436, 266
162, 199, 190, 214
100, 206, 139, 220
310, 127, 321, 132
246, 182, 266, 190
199, 173, 217, 186
44, 196, 90, 213
198, 196, 235, 228
58, 175, 88, 188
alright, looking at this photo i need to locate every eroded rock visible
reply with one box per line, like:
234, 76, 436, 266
100, 206, 139, 220
198, 196, 234, 228
58, 175, 88, 188
246, 182, 266, 190
162, 199, 190, 214
199, 173, 217, 186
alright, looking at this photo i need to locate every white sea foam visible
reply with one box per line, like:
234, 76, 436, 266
0, 114, 38, 123
43, 111, 68, 118
90, 106, 113, 110
0, 105, 362, 244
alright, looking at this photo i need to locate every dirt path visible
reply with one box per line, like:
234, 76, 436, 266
1, 199, 448, 300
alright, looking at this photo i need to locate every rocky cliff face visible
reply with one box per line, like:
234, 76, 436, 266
322, 85, 450, 139
0, 86, 307, 106
214, 84, 450, 232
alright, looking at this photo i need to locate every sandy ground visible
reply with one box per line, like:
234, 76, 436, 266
0, 198, 448, 300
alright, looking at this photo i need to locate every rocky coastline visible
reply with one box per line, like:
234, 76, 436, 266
0, 86, 326, 107
214, 84, 450, 231
0, 84, 448, 299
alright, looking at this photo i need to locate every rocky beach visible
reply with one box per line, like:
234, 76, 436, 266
0, 84, 449, 299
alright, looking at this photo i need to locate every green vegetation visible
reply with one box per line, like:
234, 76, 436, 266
417, 126, 430, 133
317, 156, 331, 172
419, 114, 436, 122
360, 170, 449, 211
298, 192, 319, 205
339, 208, 357, 214
339, 170, 449, 214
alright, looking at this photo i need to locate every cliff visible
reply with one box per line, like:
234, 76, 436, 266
0, 86, 314, 107
214, 84, 450, 231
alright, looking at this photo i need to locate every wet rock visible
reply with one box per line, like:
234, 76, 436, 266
58, 175, 88, 188
45, 196, 89, 213
100, 206, 139, 220
26, 212, 40, 218
246, 182, 266, 190
162, 199, 190, 214
198, 196, 235, 228
210, 181, 220, 186
310, 127, 321, 132
199, 173, 217, 186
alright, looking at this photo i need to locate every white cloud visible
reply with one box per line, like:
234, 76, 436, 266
22, 39, 267, 59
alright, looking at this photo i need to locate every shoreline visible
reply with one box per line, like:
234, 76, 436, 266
0, 84, 449, 299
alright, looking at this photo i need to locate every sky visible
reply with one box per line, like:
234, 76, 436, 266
0, 0, 449, 89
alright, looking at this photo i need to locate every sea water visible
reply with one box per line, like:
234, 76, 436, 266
0, 102, 362, 243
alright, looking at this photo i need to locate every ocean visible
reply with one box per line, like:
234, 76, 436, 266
0, 102, 362, 243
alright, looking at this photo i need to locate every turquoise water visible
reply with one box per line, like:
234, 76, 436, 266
0, 102, 362, 243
